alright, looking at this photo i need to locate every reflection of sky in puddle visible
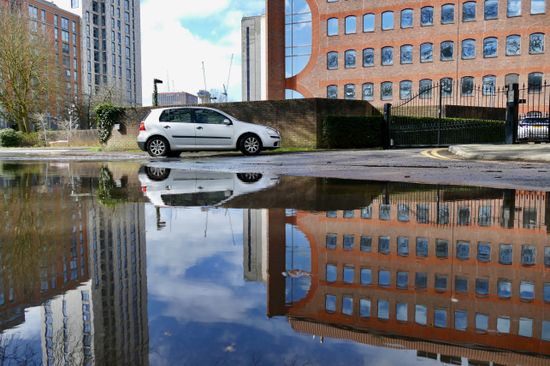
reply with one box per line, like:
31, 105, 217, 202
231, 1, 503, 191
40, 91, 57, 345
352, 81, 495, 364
145, 206, 437, 366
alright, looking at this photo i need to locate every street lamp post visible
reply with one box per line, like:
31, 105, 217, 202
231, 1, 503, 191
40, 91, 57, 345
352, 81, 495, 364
153, 79, 163, 107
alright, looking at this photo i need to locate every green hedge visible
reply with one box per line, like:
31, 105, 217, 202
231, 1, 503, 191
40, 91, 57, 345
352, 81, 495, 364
0, 129, 23, 147
322, 116, 383, 149
391, 116, 505, 146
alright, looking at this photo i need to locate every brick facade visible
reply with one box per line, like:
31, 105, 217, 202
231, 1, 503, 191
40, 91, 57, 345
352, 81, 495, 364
269, 0, 550, 107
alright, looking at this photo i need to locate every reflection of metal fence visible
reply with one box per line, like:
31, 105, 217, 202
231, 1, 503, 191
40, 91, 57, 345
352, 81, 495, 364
386, 81, 507, 148
517, 81, 550, 143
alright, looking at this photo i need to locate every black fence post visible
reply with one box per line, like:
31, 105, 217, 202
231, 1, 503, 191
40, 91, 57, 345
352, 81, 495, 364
438, 83, 443, 146
383, 103, 392, 149
505, 83, 519, 144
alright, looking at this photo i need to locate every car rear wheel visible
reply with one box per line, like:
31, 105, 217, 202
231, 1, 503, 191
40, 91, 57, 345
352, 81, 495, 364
147, 137, 169, 157
239, 134, 262, 156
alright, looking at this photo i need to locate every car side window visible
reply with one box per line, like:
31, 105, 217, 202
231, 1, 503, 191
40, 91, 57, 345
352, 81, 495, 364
159, 109, 193, 123
195, 109, 228, 125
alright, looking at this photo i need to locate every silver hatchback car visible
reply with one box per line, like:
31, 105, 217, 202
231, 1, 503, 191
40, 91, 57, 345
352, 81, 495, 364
137, 107, 281, 157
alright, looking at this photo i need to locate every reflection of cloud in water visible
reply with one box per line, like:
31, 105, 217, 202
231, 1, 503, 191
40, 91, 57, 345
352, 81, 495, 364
4, 307, 41, 341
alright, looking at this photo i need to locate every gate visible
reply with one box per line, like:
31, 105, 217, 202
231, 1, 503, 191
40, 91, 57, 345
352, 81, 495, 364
387, 81, 507, 148
516, 81, 550, 143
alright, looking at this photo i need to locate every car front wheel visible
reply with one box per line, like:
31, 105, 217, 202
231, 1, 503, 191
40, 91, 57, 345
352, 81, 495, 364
239, 134, 262, 156
147, 137, 170, 157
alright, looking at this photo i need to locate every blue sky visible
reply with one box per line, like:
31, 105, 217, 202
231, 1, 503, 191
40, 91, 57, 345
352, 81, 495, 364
140, 0, 265, 105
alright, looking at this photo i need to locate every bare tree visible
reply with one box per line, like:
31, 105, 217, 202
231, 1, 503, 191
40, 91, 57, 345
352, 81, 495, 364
0, 7, 65, 133
79, 84, 126, 129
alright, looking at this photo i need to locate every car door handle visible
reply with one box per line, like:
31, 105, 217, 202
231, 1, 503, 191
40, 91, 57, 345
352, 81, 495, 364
164, 126, 171, 129
197, 126, 203, 130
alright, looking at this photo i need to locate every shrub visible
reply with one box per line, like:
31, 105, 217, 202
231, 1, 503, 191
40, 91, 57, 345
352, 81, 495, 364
322, 116, 384, 149
95, 103, 125, 144
0, 129, 23, 147
19, 132, 44, 147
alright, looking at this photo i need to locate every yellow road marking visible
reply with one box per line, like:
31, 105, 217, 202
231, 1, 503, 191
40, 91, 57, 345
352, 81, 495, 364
421, 148, 459, 161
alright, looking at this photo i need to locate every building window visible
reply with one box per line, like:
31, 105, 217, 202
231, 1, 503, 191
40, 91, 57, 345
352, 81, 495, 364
420, 43, 433, 62
441, 78, 453, 97
441, 4, 455, 23
397, 272, 409, 289
343, 265, 355, 283
379, 236, 390, 254
378, 270, 391, 287
380, 204, 391, 220
436, 239, 449, 258
327, 51, 338, 70
455, 311, 468, 331
463, 1, 477, 21
397, 203, 410, 221
528, 72, 543, 93
461, 76, 475, 96
439, 206, 449, 224
498, 279, 512, 298
457, 241, 470, 260
400, 80, 413, 100
363, 13, 375, 32
521, 245, 536, 265
325, 294, 337, 312
382, 11, 394, 30
506, 35, 521, 55
545, 247, 550, 267
400, 45, 413, 64
435, 274, 448, 292
326, 264, 337, 282
477, 242, 491, 262
360, 236, 372, 252
531, 0, 546, 13
542, 321, 550, 341
285, 1, 312, 78
441, 41, 454, 60
485, 0, 499, 19
361, 268, 372, 285
483, 37, 498, 57
529, 33, 545, 54
508, 0, 522, 16
396, 303, 408, 322
520, 281, 535, 301
519, 318, 533, 337
476, 278, 489, 296
401, 9, 413, 28
381, 82, 393, 100
343, 234, 355, 250
360, 299, 371, 318
455, 276, 468, 293
497, 317, 511, 333
378, 300, 390, 319
382, 46, 394, 65
363, 48, 374, 67
419, 79, 433, 98
545, 283, 550, 302
434, 309, 447, 328
327, 17, 338, 36
342, 296, 353, 315
327, 85, 338, 99
326, 233, 337, 249
476, 313, 489, 332
499, 244, 513, 264
483, 75, 497, 95
345, 16, 357, 34
398, 237, 410, 256
345, 50, 356, 68
421, 6, 434, 25
362, 83, 374, 101
462, 39, 476, 59
344, 84, 356, 100
361, 206, 372, 219
416, 238, 429, 257
415, 305, 427, 325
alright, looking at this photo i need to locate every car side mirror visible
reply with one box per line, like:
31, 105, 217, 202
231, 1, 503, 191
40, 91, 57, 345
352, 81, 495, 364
223, 119, 232, 125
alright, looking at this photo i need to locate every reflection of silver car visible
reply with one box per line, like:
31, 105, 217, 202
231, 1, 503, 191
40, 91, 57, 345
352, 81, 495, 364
138, 166, 280, 208
518, 117, 549, 141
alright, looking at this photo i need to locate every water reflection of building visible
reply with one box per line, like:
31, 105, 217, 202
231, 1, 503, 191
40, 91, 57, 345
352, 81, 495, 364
267, 187, 550, 365
243, 209, 269, 282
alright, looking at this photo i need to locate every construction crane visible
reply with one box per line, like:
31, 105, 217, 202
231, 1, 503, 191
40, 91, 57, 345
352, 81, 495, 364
222, 54, 234, 103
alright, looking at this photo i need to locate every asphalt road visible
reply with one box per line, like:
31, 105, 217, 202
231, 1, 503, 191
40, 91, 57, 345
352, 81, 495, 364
147, 148, 550, 191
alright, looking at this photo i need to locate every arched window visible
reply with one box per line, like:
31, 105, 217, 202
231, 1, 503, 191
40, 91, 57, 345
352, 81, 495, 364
421, 6, 434, 25
528, 72, 543, 93
327, 18, 338, 36
362, 83, 374, 101
286, 1, 312, 77
401, 9, 413, 28
382, 11, 394, 30
327, 85, 338, 99
529, 33, 545, 54
363, 13, 375, 32
419, 79, 433, 98
461, 76, 475, 96
441, 41, 454, 60
505, 73, 519, 86
400, 80, 413, 100
462, 39, 476, 59
382, 46, 394, 65
506, 35, 521, 55
400, 45, 413, 64
483, 37, 498, 57
344, 84, 356, 99
327, 51, 338, 70
344, 49, 357, 68
482, 75, 497, 95
381, 81, 393, 100
441, 77, 454, 97
420, 43, 433, 62
363, 48, 374, 67
441, 4, 455, 23
484, 0, 499, 19
345, 16, 357, 34
463, 2, 477, 21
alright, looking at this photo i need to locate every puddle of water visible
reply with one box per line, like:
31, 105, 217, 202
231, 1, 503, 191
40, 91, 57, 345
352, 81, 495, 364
0, 162, 549, 366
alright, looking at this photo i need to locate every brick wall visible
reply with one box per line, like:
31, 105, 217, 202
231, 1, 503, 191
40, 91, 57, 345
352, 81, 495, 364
106, 99, 377, 151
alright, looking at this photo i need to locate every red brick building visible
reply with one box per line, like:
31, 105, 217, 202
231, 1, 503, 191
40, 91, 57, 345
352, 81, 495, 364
267, 0, 549, 106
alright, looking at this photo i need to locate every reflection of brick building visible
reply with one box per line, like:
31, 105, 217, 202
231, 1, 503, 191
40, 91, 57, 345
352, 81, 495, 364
268, 187, 550, 365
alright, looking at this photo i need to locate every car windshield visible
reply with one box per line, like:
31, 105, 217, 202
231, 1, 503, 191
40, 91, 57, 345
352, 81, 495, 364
522, 118, 548, 125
